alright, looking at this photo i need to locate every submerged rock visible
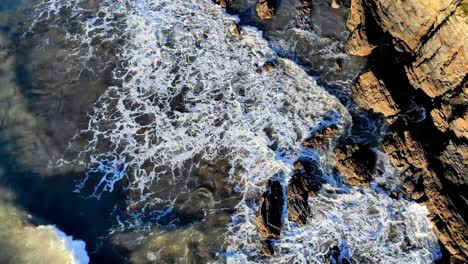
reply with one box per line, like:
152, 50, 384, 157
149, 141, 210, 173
256, 0, 276, 20
295, 0, 313, 30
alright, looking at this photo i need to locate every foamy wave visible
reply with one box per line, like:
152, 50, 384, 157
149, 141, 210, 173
37, 225, 90, 264
34, 0, 441, 263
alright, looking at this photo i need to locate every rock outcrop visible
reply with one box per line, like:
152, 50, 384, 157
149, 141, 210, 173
296, 0, 313, 30
256, 179, 285, 240
303, 124, 340, 149
352, 71, 400, 118
334, 144, 377, 187
214, 0, 234, 8
256, 0, 276, 20
345, 0, 468, 261
287, 161, 322, 226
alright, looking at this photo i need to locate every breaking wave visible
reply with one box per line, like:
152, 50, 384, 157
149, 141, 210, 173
31, 0, 441, 263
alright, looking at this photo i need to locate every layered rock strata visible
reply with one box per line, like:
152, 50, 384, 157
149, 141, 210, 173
344, 0, 468, 261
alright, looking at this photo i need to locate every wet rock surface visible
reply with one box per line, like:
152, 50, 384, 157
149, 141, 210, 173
334, 143, 377, 187
256, 178, 285, 239
303, 124, 340, 149
215, 0, 235, 8
287, 161, 322, 226
345, 0, 468, 260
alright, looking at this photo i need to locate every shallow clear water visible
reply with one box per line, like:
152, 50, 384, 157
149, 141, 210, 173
0, 0, 441, 263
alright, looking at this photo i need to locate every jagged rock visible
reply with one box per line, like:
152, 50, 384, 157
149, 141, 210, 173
430, 104, 452, 132
256, 180, 284, 239
382, 127, 468, 260
303, 124, 339, 149
287, 160, 322, 226
345, 0, 468, 259
345, 0, 377, 56
345, 27, 376, 56
214, 0, 234, 8
439, 141, 468, 190
352, 71, 400, 118
451, 114, 468, 140
334, 144, 377, 187
296, 0, 313, 30
260, 239, 275, 256
347, 0, 364, 32
382, 129, 430, 174
405, 5, 467, 98
256, 0, 276, 20
331, 0, 342, 9
363, 0, 459, 52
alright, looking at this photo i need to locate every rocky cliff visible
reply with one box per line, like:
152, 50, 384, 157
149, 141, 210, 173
345, 0, 468, 262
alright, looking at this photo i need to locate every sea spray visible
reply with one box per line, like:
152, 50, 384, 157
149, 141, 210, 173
29, 0, 442, 263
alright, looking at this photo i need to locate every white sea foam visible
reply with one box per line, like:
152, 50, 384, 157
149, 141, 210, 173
34, 0, 441, 263
37, 225, 90, 264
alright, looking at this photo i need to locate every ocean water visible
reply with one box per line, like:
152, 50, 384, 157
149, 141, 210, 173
0, 0, 442, 263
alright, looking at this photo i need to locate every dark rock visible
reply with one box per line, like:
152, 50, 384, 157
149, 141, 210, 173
334, 143, 377, 187
256, 179, 285, 239
287, 160, 322, 226
260, 239, 275, 256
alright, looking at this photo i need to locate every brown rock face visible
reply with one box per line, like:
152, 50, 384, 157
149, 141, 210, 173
382, 126, 468, 261
214, 0, 234, 8
405, 6, 467, 98
303, 124, 339, 149
256, 0, 276, 20
256, 179, 285, 239
287, 162, 321, 226
296, 0, 313, 30
346, 0, 468, 260
364, 0, 459, 52
345, 27, 376, 56
334, 144, 377, 187
352, 71, 400, 118
345, 0, 376, 56
439, 141, 468, 191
